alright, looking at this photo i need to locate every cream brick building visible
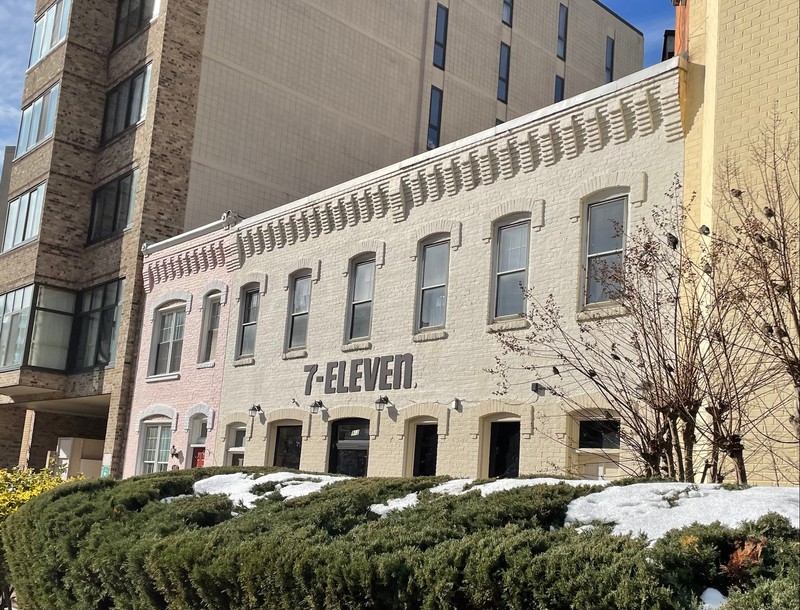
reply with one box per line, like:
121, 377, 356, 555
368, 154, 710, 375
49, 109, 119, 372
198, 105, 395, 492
123, 59, 686, 479
0, 0, 643, 475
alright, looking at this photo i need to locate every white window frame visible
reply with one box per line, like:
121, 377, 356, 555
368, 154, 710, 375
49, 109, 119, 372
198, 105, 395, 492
151, 303, 186, 376
581, 195, 627, 308
416, 236, 450, 331
3, 182, 46, 252
346, 257, 375, 342
199, 292, 221, 363
287, 273, 312, 349
492, 216, 530, 321
140, 421, 172, 474
0, 285, 35, 369
225, 423, 247, 466
237, 286, 259, 358
16, 83, 60, 158
28, 0, 72, 69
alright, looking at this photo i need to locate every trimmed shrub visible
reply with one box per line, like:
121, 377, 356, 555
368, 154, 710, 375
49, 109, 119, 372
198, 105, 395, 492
2, 470, 795, 610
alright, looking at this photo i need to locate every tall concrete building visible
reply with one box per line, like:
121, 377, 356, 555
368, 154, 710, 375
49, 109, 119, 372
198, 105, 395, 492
0, 0, 642, 475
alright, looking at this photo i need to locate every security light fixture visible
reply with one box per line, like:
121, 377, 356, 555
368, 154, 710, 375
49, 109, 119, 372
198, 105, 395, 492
531, 382, 545, 396
248, 404, 262, 418
170, 445, 180, 458
374, 396, 391, 411
449, 398, 462, 412
310, 400, 325, 415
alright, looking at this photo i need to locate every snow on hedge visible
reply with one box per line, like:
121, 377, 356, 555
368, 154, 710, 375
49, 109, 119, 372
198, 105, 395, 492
565, 482, 800, 540
188, 473, 799, 542
193, 472, 348, 508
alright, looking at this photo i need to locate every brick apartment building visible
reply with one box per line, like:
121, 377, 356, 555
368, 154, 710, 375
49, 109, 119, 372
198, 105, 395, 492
0, 0, 642, 475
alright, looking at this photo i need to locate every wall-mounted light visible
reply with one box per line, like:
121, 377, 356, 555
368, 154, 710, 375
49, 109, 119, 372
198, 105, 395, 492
310, 400, 326, 415
170, 445, 180, 458
531, 382, 545, 396
449, 398, 462, 412
248, 404, 262, 418
374, 396, 391, 412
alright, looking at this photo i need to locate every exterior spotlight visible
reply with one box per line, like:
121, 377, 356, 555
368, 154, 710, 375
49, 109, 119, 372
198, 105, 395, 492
699, 225, 710, 236
531, 382, 545, 396
170, 445, 180, 458
248, 404, 262, 418
310, 400, 325, 415
449, 398, 462, 412
374, 396, 391, 412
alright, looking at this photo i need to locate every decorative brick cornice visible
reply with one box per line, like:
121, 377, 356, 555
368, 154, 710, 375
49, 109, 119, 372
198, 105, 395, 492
147, 62, 685, 279
143, 238, 226, 293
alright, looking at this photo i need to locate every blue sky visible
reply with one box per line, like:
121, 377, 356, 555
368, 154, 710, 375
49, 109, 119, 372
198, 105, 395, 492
0, 0, 675, 168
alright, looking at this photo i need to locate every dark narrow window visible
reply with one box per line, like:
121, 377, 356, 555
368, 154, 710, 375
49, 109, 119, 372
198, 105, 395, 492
73, 279, 125, 370
557, 3, 568, 59
427, 86, 443, 150
605, 36, 615, 83
497, 43, 510, 103
101, 65, 151, 143
433, 4, 448, 69
88, 170, 138, 244
554, 75, 565, 102
274, 425, 302, 469
488, 421, 520, 478
579, 420, 621, 449
114, 0, 157, 48
502, 0, 513, 26
238, 288, 259, 357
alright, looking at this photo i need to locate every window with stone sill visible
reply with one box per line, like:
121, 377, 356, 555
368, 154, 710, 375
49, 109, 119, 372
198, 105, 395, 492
288, 273, 312, 349
237, 286, 259, 358
346, 257, 375, 342
417, 237, 449, 331
492, 216, 530, 321
578, 419, 621, 450
151, 303, 185, 376
199, 292, 221, 363
582, 196, 627, 307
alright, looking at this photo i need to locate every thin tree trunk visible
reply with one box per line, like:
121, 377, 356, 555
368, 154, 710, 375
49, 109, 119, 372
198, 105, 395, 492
670, 419, 686, 481
682, 419, 696, 483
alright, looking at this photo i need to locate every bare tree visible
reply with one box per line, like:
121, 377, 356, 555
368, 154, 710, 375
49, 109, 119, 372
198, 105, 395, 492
491, 116, 799, 484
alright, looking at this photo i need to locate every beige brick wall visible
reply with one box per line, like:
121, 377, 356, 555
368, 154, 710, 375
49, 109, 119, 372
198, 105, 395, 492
183, 0, 643, 229
132, 62, 684, 480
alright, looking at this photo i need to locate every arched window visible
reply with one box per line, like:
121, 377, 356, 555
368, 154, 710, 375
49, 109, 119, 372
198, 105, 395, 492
581, 193, 627, 306
225, 422, 247, 466
151, 301, 186, 375
236, 284, 259, 358
287, 270, 312, 350
491, 214, 530, 320
345, 255, 375, 342
199, 290, 222, 363
416, 235, 449, 331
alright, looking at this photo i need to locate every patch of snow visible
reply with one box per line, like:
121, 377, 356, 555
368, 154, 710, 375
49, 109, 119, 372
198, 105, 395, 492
194, 472, 348, 508
565, 483, 800, 541
370, 492, 420, 517
470, 477, 607, 497
575, 524, 596, 534
429, 478, 473, 495
160, 494, 192, 504
700, 587, 727, 609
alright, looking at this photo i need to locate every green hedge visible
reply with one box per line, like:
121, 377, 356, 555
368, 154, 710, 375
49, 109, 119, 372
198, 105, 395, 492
2, 470, 796, 610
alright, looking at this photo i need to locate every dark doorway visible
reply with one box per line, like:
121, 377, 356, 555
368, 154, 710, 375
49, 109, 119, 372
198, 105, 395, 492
329, 418, 370, 477
488, 421, 520, 478
412, 424, 438, 476
274, 425, 302, 469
